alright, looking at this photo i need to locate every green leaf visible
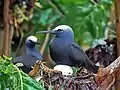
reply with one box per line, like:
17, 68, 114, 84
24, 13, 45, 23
48, 15, 61, 24
21, 72, 45, 90
40, 8, 52, 25
0, 76, 7, 90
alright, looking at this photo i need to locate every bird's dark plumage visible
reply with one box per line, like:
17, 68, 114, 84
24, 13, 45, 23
14, 54, 39, 74
50, 41, 98, 73
13, 36, 42, 74
70, 43, 99, 73
37, 25, 99, 74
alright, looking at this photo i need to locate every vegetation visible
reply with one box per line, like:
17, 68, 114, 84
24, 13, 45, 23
0, 0, 119, 90
0, 55, 45, 90
0, 0, 114, 56
31, 0, 114, 46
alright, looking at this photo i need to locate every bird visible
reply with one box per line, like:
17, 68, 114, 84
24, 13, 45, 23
37, 25, 99, 75
13, 36, 42, 74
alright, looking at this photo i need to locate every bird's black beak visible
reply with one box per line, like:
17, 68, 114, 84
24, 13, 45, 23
36, 30, 56, 34
35, 42, 41, 44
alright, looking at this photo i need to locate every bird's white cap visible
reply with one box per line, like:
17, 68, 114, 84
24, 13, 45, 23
26, 36, 37, 42
54, 25, 73, 31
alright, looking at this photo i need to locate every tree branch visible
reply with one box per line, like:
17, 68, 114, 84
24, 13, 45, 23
15, 28, 24, 57
40, 24, 53, 55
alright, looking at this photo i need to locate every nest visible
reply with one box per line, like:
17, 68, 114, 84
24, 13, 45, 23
42, 69, 98, 90
29, 61, 99, 90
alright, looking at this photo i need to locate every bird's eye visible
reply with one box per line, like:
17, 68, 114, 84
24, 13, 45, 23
57, 29, 63, 31
29, 40, 33, 43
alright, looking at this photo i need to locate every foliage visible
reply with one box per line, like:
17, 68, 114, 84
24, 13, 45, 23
28, 0, 114, 46
0, 55, 45, 90
56, 0, 113, 45
9, 0, 114, 53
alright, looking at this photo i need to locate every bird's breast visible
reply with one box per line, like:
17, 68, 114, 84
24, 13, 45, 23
50, 41, 74, 66
50, 40, 67, 53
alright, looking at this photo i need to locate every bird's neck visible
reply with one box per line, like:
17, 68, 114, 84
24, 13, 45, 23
54, 37, 73, 44
26, 47, 36, 54
50, 38, 73, 48
26, 47, 41, 60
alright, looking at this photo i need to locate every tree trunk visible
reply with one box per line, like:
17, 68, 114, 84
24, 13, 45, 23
115, 0, 120, 56
114, 0, 120, 89
2, 0, 10, 56
0, 30, 4, 55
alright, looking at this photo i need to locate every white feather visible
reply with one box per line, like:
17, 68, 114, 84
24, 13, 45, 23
26, 36, 37, 42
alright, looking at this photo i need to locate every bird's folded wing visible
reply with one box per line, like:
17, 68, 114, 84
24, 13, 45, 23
70, 43, 99, 73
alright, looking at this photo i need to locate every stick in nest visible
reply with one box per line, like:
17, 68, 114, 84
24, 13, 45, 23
28, 60, 61, 77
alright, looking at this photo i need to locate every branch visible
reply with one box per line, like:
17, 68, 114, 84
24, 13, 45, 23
96, 56, 120, 89
90, 0, 97, 5
9, 24, 14, 56
40, 24, 53, 55
15, 28, 24, 57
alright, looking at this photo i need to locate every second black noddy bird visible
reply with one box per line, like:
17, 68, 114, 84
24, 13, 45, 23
37, 25, 99, 74
13, 36, 42, 74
